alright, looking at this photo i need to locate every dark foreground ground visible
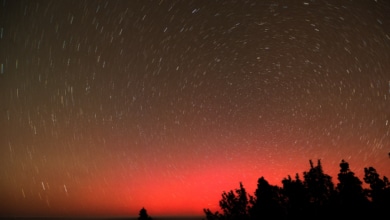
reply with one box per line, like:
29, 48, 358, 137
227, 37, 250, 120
0, 217, 204, 220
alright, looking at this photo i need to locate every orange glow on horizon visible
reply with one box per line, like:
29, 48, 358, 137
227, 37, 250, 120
2, 140, 389, 217
2, 145, 389, 217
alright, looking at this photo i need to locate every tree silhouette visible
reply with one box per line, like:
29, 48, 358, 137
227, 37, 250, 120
138, 207, 152, 220
336, 160, 368, 217
204, 182, 250, 220
249, 176, 285, 219
302, 159, 335, 217
282, 173, 307, 218
364, 166, 390, 216
203, 208, 222, 220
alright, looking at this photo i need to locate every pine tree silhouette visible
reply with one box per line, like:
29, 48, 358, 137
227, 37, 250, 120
336, 160, 368, 217
138, 207, 152, 220
303, 159, 335, 217
282, 173, 306, 218
204, 182, 250, 220
249, 176, 285, 219
364, 166, 390, 217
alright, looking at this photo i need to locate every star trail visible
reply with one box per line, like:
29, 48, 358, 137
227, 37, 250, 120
1, 0, 389, 218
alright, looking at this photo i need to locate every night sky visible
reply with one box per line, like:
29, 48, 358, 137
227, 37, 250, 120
1, 0, 390, 217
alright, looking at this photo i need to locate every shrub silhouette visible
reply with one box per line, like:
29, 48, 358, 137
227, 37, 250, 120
203, 159, 389, 219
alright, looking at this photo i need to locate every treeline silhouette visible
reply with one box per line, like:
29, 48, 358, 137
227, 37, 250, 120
203, 159, 390, 219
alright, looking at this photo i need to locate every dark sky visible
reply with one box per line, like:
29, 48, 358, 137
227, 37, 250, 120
1, 0, 390, 217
